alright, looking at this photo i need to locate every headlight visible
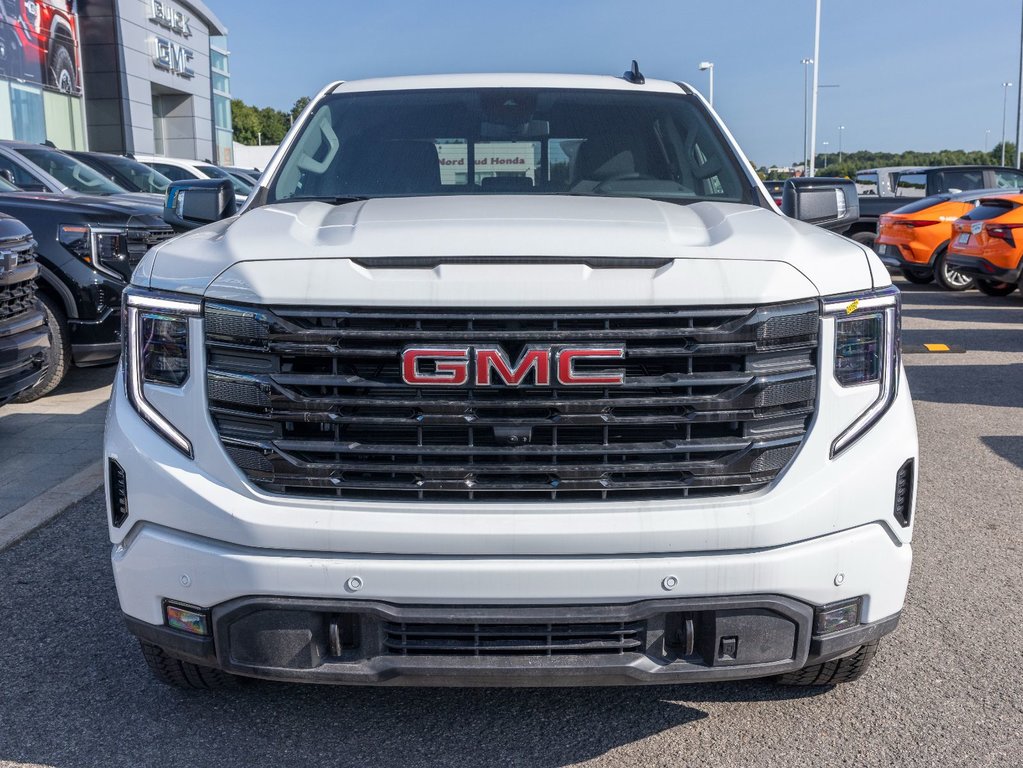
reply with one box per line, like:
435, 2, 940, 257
823, 286, 901, 458
59, 224, 133, 281
123, 288, 201, 457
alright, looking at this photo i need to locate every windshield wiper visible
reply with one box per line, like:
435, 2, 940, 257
287, 195, 372, 205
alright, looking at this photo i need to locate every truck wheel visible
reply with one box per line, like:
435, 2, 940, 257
934, 249, 975, 291
900, 267, 934, 284
48, 39, 76, 94
976, 279, 1017, 297
775, 641, 879, 686
850, 231, 876, 250
11, 294, 71, 403
139, 641, 239, 690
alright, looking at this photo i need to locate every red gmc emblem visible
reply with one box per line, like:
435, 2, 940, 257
401, 346, 626, 386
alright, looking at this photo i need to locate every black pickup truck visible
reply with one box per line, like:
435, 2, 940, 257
0, 214, 48, 405
845, 165, 1023, 247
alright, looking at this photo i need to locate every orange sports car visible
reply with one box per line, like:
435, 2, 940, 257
874, 189, 1010, 291
945, 194, 1023, 296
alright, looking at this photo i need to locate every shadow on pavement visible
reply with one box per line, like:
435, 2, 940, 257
980, 436, 1023, 470
0, 493, 834, 768
904, 363, 1023, 409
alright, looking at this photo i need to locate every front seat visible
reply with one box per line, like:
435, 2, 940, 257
569, 134, 648, 193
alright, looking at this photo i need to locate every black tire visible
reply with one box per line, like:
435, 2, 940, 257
139, 641, 239, 690
850, 231, 876, 250
976, 279, 1018, 297
775, 641, 879, 686
934, 248, 975, 291
900, 267, 934, 284
48, 40, 75, 94
11, 293, 70, 403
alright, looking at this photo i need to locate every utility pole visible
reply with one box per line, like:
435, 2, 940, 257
809, 0, 821, 176
838, 125, 845, 164
1017, 1, 1023, 167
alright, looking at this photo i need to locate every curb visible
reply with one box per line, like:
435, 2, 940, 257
0, 460, 103, 552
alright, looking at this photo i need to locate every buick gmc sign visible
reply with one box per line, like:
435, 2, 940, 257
149, 0, 195, 78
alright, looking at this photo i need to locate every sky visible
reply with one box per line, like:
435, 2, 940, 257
216, 0, 1023, 167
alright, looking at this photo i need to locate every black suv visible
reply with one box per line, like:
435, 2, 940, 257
0, 213, 48, 404
0, 176, 172, 399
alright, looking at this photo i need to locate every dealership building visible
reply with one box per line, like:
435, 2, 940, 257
0, 0, 232, 164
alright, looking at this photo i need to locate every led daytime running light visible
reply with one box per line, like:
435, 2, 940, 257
124, 290, 201, 458
824, 286, 901, 458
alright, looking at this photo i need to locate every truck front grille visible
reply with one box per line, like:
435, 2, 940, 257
205, 302, 819, 501
0, 241, 37, 322
126, 228, 175, 271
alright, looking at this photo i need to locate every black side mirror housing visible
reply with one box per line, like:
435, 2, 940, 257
781, 177, 859, 232
163, 179, 237, 231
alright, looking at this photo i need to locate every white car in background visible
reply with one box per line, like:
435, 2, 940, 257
133, 155, 252, 202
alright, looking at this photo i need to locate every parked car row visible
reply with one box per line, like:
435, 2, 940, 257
876, 189, 1023, 297
0, 141, 262, 406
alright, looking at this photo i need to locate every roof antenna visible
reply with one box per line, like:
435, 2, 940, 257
623, 60, 645, 85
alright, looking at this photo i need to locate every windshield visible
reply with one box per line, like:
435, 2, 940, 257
16, 148, 127, 195
269, 88, 751, 205
100, 155, 171, 194
197, 164, 252, 196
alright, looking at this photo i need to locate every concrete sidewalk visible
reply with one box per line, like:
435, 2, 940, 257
0, 365, 115, 543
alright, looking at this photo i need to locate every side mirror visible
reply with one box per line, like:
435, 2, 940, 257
781, 177, 859, 232
163, 179, 237, 231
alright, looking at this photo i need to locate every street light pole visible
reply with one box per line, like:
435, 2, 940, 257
986, 129, 991, 153
1003, 82, 1013, 166
838, 125, 845, 165
698, 61, 714, 107
802, 58, 813, 173
822, 141, 829, 168
809, 0, 821, 176
1016, 1, 1023, 167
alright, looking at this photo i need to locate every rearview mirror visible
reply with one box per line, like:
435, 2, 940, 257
163, 179, 237, 231
781, 177, 859, 232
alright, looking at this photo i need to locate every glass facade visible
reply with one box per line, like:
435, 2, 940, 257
210, 36, 234, 166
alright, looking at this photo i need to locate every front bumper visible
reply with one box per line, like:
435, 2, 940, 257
112, 518, 910, 685
124, 595, 900, 686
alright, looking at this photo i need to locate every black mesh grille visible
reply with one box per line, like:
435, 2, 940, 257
126, 228, 175, 271
0, 243, 37, 323
205, 302, 820, 501
383, 620, 645, 656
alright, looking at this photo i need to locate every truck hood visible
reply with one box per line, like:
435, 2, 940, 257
140, 196, 883, 304
0, 191, 164, 216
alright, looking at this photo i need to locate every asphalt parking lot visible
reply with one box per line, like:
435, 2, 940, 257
0, 279, 1021, 768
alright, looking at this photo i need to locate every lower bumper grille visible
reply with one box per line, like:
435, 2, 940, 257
383, 621, 645, 656
206, 301, 820, 501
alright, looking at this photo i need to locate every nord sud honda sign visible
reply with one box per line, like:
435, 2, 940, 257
150, 0, 195, 78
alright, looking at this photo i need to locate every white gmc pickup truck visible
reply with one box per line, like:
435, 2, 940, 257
105, 69, 917, 690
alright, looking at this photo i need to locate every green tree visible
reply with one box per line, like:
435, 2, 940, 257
291, 96, 311, 123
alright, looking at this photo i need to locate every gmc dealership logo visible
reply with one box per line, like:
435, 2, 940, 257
402, 346, 626, 387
